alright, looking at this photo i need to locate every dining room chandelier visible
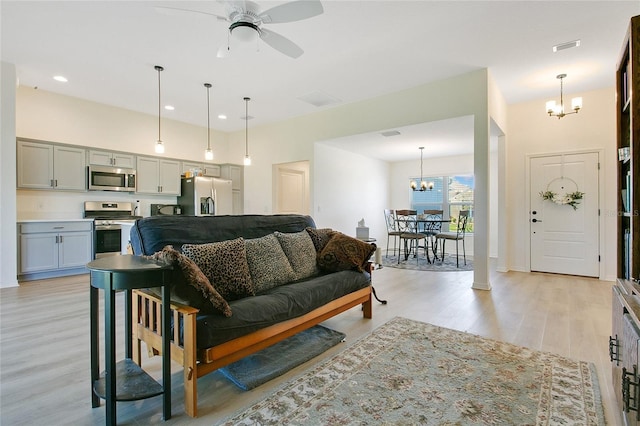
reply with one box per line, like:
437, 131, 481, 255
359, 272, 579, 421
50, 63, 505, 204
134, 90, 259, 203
243, 97, 251, 166
154, 65, 165, 154
410, 147, 433, 191
546, 73, 582, 119
204, 83, 214, 161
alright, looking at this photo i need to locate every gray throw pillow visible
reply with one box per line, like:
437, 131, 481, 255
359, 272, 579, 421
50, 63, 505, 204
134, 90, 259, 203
245, 234, 296, 293
274, 230, 318, 281
182, 238, 255, 301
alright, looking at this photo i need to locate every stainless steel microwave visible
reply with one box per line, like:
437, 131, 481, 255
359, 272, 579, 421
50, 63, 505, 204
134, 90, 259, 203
88, 165, 136, 192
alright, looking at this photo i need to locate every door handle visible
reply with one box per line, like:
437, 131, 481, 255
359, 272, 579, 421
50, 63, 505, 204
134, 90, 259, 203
532, 218, 542, 223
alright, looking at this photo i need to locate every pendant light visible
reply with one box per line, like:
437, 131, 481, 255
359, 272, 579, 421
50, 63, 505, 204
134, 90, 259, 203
243, 97, 251, 166
546, 73, 582, 119
204, 83, 214, 161
410, 147, 433, 191
154, 65, 165, 154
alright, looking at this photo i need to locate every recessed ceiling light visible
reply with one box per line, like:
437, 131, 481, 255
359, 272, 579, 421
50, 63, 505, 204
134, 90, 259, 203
218, 114, 227, 120
164, 105, 175, 111
553, 40, 581, 52
53, 75, 68, 82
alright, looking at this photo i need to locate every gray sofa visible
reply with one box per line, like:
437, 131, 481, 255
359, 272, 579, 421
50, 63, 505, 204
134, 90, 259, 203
129, 214, 376, 417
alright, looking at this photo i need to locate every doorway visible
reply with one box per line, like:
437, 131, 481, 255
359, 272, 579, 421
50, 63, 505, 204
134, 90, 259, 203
273, 161, 310, 215
529, 152, 599, 277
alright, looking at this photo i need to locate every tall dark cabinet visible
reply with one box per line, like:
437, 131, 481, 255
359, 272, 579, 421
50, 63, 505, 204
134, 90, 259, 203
611, 15, 640, 426
617, 15, 640, 280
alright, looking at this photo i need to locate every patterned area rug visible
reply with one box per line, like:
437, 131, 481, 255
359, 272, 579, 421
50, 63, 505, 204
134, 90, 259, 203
218, 317, 604, 425
382, 253, 473, 271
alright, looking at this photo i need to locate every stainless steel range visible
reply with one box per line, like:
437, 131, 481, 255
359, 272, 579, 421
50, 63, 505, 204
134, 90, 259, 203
83, 201, 141, 258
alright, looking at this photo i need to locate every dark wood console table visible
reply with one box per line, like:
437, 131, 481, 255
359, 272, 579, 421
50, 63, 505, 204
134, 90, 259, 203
88, 255, 172, 425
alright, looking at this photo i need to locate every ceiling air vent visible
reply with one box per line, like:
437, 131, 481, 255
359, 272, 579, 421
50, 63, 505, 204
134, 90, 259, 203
297, 90, 341, 107
553, 39, 581, 52
380, 130, 401, 137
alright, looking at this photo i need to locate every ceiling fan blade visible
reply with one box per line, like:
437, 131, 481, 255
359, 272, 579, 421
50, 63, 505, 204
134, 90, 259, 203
259, 28, 304, 58
154, 6, 228, 22
259, 0, 324, 24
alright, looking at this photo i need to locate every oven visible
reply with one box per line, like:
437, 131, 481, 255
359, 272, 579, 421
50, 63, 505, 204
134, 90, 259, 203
94, 223, 123, 258
84, 201, 141, 258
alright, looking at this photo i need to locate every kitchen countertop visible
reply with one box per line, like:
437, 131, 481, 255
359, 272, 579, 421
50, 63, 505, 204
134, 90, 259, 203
17, 218, 95, 223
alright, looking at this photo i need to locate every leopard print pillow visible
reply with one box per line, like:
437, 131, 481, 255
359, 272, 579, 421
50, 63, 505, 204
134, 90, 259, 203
317, 232, 377, 273
245, 234, 296, 293
274, 230, 318, 281
182, 238, 255, 301
145, 245, 232, 317
305, 227, 335, 252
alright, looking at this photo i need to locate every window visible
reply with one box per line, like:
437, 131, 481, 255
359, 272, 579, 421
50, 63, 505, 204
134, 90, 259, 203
410, 174, 474, 232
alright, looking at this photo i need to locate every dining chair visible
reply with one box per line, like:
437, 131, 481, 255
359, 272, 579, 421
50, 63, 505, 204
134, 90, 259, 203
383, 209, 402, 258
395, 209, 429, 265
435, 210, 469, 267
423, 209, 444, 260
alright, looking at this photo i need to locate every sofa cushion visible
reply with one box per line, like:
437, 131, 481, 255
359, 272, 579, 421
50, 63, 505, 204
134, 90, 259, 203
245, 234, 296, 293
274, 230, 318, 280
145, 245, 232, 317
305, 227, 335, 252
182, 238, 255, 301
317, 232, 377, 273
191, 270, 371, 349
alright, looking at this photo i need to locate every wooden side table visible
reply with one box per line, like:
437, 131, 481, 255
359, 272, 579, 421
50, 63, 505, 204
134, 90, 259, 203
88, 255, 172, 425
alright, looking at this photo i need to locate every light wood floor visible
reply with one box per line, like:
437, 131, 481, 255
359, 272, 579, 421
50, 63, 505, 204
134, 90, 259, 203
0, 263, 620, 425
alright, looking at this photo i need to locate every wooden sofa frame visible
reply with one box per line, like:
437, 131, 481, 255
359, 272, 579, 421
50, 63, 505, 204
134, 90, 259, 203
131, 268, 373, 418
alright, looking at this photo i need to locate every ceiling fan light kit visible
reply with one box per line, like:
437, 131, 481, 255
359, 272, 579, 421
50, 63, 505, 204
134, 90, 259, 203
546, 73, 582, 119
158, 0, 323, 59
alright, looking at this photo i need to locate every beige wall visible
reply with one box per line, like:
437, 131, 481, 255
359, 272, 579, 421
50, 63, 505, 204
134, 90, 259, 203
507, 86, 617, 279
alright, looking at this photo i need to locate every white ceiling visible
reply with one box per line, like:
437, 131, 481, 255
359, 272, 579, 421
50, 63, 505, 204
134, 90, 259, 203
2, 1, 638, 161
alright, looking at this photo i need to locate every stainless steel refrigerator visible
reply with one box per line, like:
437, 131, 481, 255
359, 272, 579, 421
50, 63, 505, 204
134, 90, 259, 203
177, 176, 233, 216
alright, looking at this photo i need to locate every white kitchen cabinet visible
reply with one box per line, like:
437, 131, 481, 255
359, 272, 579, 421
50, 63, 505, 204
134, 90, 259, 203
17, 140, 86, 191
136, 156, 181, 195
181, 161, 221, 177
221, 164, 243, 213
18, 221, 93, 280
88, 149, 135, 168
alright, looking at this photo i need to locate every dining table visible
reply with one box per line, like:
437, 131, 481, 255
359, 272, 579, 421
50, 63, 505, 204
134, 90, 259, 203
395, 216, 451, 264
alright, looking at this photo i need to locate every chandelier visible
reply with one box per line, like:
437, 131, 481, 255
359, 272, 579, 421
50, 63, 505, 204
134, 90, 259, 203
410, 147, 434, 191
546, 73, 582, 119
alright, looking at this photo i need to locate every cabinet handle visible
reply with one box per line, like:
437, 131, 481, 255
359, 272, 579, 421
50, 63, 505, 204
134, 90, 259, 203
50, 179, 55, 188
610, 335, 620, 365
54, 179, 58, 187
623, 365, 640, 415
53, 226, 64, 229
59, 235, 63, 243
55, 235, 59, 244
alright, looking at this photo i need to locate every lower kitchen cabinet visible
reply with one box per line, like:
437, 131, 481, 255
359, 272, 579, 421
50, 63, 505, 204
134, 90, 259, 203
611, 279, 640, 425
18, 221, 93, 281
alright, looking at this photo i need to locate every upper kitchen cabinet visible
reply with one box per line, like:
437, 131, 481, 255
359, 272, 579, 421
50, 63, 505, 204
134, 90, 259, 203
88, 149, 135, 168
181, 161, 221, 178
17, 139, 86, 191
136, 156, 181, 195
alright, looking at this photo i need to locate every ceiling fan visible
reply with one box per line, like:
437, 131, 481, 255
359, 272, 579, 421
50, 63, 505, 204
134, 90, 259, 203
156, 0, 324, 59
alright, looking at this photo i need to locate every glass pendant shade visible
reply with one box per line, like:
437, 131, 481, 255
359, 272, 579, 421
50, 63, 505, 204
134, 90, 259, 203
155, 140, 164, 154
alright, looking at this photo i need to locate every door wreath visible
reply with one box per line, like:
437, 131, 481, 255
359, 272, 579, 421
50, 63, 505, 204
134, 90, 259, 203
539, 176, 584, 210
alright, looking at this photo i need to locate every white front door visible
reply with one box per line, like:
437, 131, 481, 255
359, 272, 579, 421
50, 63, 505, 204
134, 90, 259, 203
529, 152, 599, 277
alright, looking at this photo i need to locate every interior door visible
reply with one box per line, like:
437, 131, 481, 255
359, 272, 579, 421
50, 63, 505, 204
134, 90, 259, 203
273, 161, 309, 215
529, 152, 599, 277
